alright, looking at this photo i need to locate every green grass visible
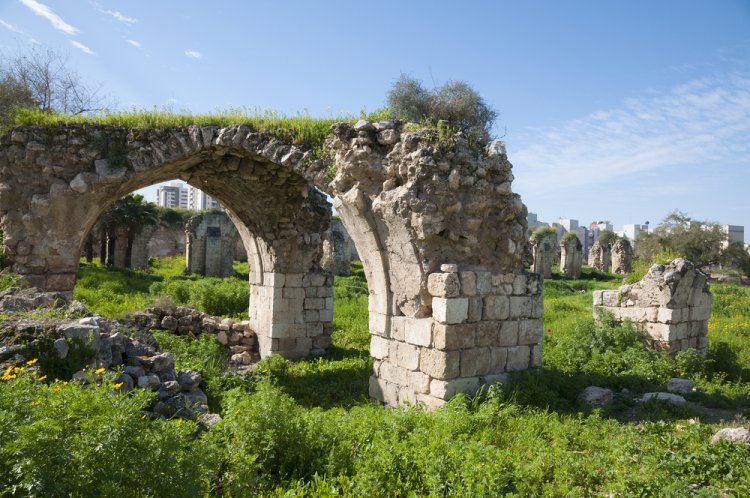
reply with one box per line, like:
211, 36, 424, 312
4, 259, 750, 494
10, 106, 388, 149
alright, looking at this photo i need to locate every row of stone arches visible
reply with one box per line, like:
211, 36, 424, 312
0, 121, 540, 407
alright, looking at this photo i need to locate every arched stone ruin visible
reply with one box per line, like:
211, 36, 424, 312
0, 120, 539, 407
321, 218, 356, 276
588, 239, 611, 272
530, 230, 556, 278
185, 211, 239, 277
611, 238, 633, 275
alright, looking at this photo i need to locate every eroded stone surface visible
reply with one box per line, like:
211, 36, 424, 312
611, 239, 633, 275
185, 211, 238, 277
560, 234, 583, 278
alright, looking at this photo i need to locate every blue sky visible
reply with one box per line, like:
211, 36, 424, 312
1, 0, 749, 238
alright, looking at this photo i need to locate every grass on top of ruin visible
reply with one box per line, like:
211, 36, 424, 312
9, 106, 390, 149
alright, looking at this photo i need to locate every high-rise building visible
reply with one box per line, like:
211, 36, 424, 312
722, 225, 745, 247
156, 182, 189, 209
188, 186, 221, 211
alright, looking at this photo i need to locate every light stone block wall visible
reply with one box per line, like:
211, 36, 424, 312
369, 267, 543, 408
250, 271, 333, 360
560, 235, 583, 278
185, 213, 236, 277
593, 259, 711, 353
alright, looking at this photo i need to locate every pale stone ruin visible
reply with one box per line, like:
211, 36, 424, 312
611, 238, 633, 275
593, 259, 711, 353
530, 229, 556, 278
321, 218, 356, 276
588, 239, 611, 272
185, 212, 239, 277
559, 233, 583, 278
0, 120, 540, 407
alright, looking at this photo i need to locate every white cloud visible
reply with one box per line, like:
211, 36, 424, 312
19, 0, 79, 36
184, 50, 202, 59
102, 9, 136, 24
71, 40, 95, 55
512, 72, 750, 195
127, 39, 142, 48
0, 18, 24, 33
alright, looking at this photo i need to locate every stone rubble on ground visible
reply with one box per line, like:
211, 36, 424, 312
667, 377, 694, 394
580, 386, 614, 408
710, 427, 750, 446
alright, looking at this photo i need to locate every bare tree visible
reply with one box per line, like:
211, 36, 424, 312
1, 46, 105, 118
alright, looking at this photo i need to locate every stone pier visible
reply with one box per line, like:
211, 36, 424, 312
588, 240, 611, 273
185, 212, 238, 277
612, 239, 633, 275
560, 233, 583, 278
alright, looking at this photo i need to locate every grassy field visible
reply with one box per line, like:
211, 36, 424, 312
1, 258, 749, 495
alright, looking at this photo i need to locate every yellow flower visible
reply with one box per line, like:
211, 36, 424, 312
113, 382, 124, 390
95, 368, 106, 375
1, 374, 17, 381
13, 367, 24, 374
36, 375, 47, 381
30, 401, 39, 407
26, 358, 38, 366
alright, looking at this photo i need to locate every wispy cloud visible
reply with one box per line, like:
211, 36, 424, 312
512, 72, 750, 195
19, 0, 78, 35
0, 18, 24, 34
184, 50, 202, 59
102, 9, 136, 24
71, 40, 95, 55
127, 39, 142, 49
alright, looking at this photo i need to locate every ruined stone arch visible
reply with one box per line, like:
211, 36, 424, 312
1, 121, 542, 407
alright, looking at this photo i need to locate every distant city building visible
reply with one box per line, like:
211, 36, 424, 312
619, 224, 649, 249
156, 181, 221, 211
558, 218, 579, 232
527, 212, 546, 232
722, 225, 744, 246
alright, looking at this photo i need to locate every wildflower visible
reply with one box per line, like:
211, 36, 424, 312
1, 373, 16, 381
95, 368, 106, 375
37, 375, 47, 381
113, 382, 124, 390
13, 367, 24, 374
26, 358, 38, 366
30, 401, 39, 407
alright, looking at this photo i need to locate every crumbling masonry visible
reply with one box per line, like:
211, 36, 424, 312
0, 120, 539, 407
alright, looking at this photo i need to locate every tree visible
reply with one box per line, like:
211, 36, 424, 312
635, 210, 727, 269
0, 47, 105, 128
93, 194, 159, 267
386, 74, 497, 142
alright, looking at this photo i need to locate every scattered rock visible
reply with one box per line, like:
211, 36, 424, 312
639, 392, 686, 405
177, 369, 202, 392
53, 338, 69, 359
711, 427, 750, 446
667, 378, 694, 394
581, 386, 614, 408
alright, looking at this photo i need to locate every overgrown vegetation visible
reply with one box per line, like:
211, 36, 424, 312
2, 258, 750, 495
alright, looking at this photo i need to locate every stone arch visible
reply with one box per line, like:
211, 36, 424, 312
1, 121, 541, 407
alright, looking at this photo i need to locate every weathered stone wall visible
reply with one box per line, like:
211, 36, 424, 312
130, 225, 156, 269
611, 239, 633, 275
588, 240, 611, 272
560, 234, 583, 278
531, 231, 556, 278
321, 218, 355, 276
593, 259, 711, 353
185, 212, 238, 277
148, 222, 186, 258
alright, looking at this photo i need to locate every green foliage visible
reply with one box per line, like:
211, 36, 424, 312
0, 366, 217, 496
149, 277, 248, 318
597, 229, 619, 247
559, 231, 581, 248
625, 248, 684, 284
386, 74, 497, 142
530, 225, 558, 244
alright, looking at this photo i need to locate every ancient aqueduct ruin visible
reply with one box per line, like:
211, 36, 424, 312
0, 121, 710, 407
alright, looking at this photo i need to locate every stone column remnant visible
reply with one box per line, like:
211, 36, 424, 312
588, 240, 611, 273
611, 238, 633, 275
530, 230, 556, 278
185, 212, 236, 277
560, 233, 583, 278
321, 218, 355, 276
593, 258, 711, 353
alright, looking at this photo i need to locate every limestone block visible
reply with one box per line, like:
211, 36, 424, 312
474, 321, 500, 347
408, 370, 431, 394
467, 297, 483, 322
305, 322, 323, 337
432, 323, 475, 350
304, 297, 325, 310
489, 347, 508, 374
319, 309, 334, 322
270, 323, 305, 339
592, 290, 604, 306
512, 274, 527, 295
475, 272, 492, 295
530, 294, 544, 319
379, 361, 409, 386
369, 376, 399, 405
657, 308, 685, 324
264, 273, 285, 287
432, 297, 469, 324
459, 271, 477, 296
482, 373, 508, 386
531, 345, 542, 367
282, 287, 305, 299
518, 319, 543, 346
460, 347, 491, 377
285, 273, 304, 287
404, 318, 432, 347
440, 263, 458, 273
498, 321, 519, 347
399, 387, 418, 406
416, 393, 447, 409
429, 377, 481, 400
369, 313, 388, 336
509, 296, 532, 319
394, 341, 420, 371
370, 336, 390, 359
601, 291, 620, 307
505, 345, 531, 371
313, 335, 332, 350
427, 272, 461, 298
667, 378, 694, 394
419, 349, 460, 380
483, 295, 510, 320
689, 306, 711, 321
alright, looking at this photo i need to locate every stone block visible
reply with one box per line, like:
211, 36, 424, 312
282, 287, 305, 299
592, 290, 604, 306
265, 272, 285, 288
482, 373, 508, 386
317, 286, 333, 298
530, 295, 544, 319
498, 321, 519, 347
416, 393, 447, 410
304, 297, 325, 310
429, 377, 480, 400
312, 335, 332, 350
432, 323, 475, 350
475, 321, 500, 347
459, 271, 477, 296
689, 306, 711, 321
399, 387, 418, 406
285, 273, 304, 287
427, 272, 461, 298
483, 295, 510, 320
404, 318, 432, 347
601, 291, 620, 307
305, 322, 323, 337
394, 341, 420, 371
518, 319, 543, 346
319, 308, 334, 322
657, 307, 685, 324
380, 361, 409, 386
369, 313, 388, 336
370, 336, 390, 359
419, 349, 460, 380
489, 347, 508, 373
269, 323, 304, 339
475, 271, 492, 295
467, 297, 483, 322
509, 296, 532, 319
369, 376, 399, 405
530, 345, 542, 367
460, 347, 491, 377
512, 274, 527, 295
303, 310, 319, 322
432, 297, 469, 324
408, 370, 431, 394
505, 345, 531, 371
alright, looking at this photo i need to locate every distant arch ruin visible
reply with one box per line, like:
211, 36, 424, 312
0, 120, 539, 407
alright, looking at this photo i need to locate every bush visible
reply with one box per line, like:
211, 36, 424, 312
387, 74, 497, 141
149, 277, 248, 317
